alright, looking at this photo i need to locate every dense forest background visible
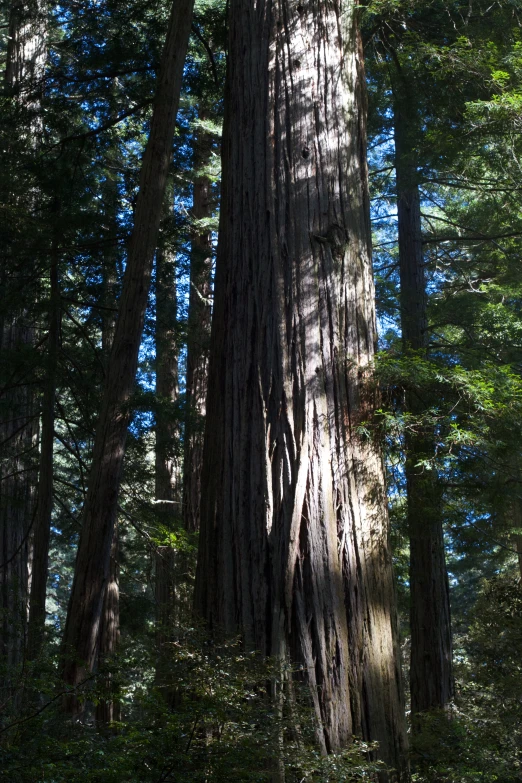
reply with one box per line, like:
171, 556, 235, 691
1, 0, 521, 781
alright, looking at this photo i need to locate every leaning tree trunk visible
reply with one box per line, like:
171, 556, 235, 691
0, 0, 46, 693
60, 0, 194, 705
195, 1, 408, 777
183, 139, 213, 534
394, 100, 453, 719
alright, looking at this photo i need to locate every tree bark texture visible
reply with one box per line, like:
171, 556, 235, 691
0, 320, 38, 674
60, 0, 194, 699
183, 165, 213, 533
195, 2, 407, 776
95, 524, 120, 726
27, 242, 59, 660
5, 0, 47, 101
394, 101, 453, 718
0, 0, 46, 686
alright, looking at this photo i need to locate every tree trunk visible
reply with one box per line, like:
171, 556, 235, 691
154, 229, 181, 687
60, 0, 194, 705
183, 148, 213, 533
0, 319, 37, 680
26, 235, 59, 661
195, 3, 408, 777
512, 497, 522, 582
154, 544, 176, 702
0, 0, 46, 695
94, 202, 122, 727
394, 101, 453, 718
155, 239, 180, 509
95, 524, 120, 726
5, 0, 46, 103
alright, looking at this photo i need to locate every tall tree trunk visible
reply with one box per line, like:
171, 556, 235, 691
195, 2, 408, 777
183, 147, 213, 533
60, 0, 194, 705
26, 235, 59, 661
155, 239, 180, 509
5, 0, 46, 103
154, 230, 181, 685
394, 101, 453, 718
0, 320, 37, 683
94, 201, 122, 727
0, 0, 46, 695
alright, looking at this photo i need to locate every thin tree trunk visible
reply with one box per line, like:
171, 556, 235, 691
26, 233, 59, 661
183, 148, 213, 533
154, 231, 181, 687
155, 239, 180, 509
512, 497, 522, 582
394, 101, 453, 718
60, 0, 194, 706
154, 544, 176, 702
94, 201, 121, 727
195, 3, 408, 778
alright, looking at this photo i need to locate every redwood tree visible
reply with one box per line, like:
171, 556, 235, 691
60, 0, 194, 699
195, 0, 407, 776
394, 94, 453, 719
183, 155, 213, 533
1, 0, 46, 681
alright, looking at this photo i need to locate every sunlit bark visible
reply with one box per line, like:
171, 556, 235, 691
195, 1, 408, 777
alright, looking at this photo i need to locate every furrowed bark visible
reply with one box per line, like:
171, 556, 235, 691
60, 0, 194, 704
0, 0, 46, 693
394, 100, 453, 718
183, 149, 213, 533
0, 319, 38, 681
195, 1, 408, 777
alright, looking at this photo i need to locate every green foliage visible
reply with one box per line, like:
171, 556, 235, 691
0, 634, 385, 783
412, 577, 522, 782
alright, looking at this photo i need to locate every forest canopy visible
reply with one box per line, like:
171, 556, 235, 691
1, 1, 521, 781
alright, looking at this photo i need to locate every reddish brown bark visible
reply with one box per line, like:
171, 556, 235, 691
195, 1, 408, 777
